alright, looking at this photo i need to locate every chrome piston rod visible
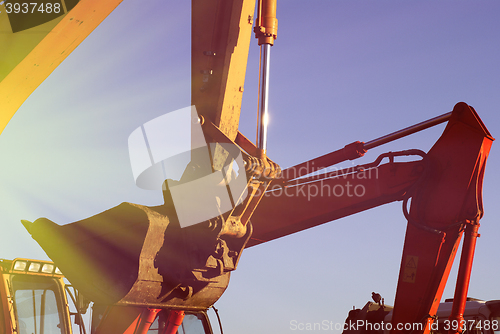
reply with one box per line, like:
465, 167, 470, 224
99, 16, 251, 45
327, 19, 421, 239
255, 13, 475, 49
364, 111, 452, 150
256, 44, 271, 153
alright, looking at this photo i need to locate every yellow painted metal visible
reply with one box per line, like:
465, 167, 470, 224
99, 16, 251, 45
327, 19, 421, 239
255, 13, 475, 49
192, 0, 256, 171
1, 258, 70, 334
254, 0, 278, 45
0, 7, 64, 83
191, 0, 256, 141
0, 268, 14, 334
0, 266, 10, 334
0, 0, 123, 135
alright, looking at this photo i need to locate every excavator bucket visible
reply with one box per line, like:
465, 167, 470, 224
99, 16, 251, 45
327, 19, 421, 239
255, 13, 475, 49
22, 184, 252, 309
19, 0, 259, 313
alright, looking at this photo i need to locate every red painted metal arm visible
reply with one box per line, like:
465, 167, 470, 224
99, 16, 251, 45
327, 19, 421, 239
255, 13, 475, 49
162, 310, 185, 334
92, 307, 184, 334
248, 152, 426, 247
249, 103, 493, 334
93, 306, 160, 334
391, 103, 493, 334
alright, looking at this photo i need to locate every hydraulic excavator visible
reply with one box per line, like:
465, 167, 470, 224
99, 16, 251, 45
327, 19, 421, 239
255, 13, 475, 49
0, 0, 495, 333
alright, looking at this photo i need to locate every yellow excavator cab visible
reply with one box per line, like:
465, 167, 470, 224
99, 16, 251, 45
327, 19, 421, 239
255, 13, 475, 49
0, 258, 73, 334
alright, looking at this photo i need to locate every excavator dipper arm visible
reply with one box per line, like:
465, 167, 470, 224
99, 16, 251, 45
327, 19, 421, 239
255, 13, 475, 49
249, 102, 493, 334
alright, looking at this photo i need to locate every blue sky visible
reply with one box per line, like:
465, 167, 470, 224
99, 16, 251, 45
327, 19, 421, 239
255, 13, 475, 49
1, 1, 499, 333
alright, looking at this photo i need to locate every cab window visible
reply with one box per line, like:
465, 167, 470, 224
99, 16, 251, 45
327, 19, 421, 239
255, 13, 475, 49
12, 275, 66, 334
147, 311, 211, 334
